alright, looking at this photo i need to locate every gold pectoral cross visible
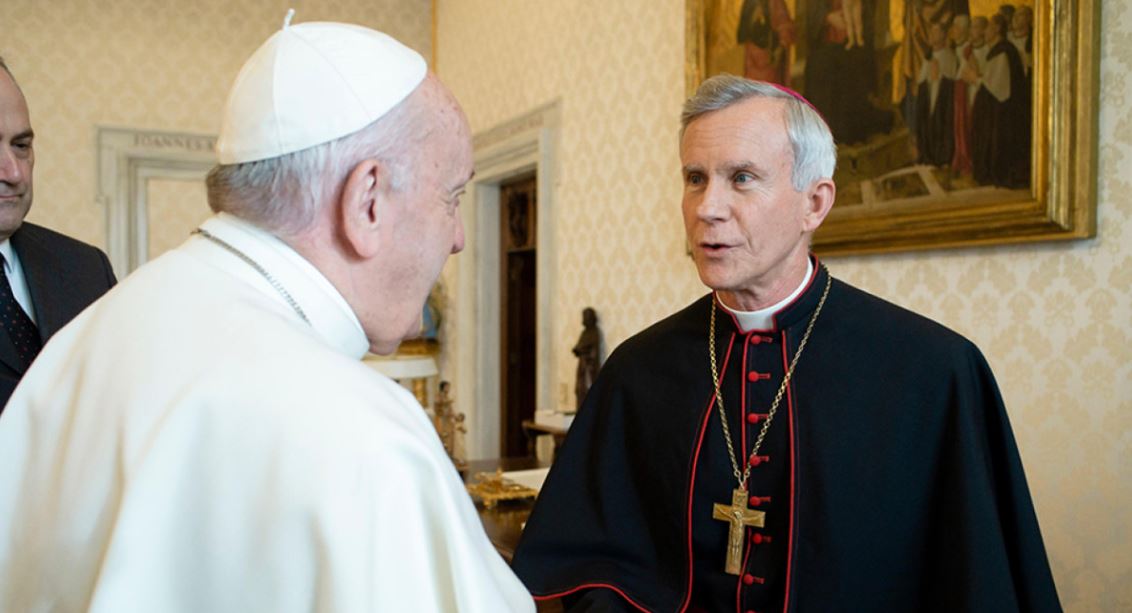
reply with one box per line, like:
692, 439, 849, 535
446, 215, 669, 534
712, 487, 766, 575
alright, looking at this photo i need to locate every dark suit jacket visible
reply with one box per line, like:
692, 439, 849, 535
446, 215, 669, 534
0, 222, 116, 407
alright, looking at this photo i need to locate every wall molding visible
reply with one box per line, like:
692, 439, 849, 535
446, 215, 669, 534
96, 126, 216, 277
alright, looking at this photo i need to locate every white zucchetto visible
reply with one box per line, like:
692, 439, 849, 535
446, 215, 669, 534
216, 11, 427, 164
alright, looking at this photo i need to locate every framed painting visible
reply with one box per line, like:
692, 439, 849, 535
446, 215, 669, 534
685, 0, 1099, 255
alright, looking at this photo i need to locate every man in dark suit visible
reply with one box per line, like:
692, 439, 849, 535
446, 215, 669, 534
0, 56, 116, 408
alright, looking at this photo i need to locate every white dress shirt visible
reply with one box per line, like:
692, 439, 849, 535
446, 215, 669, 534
0, 238, 37, 325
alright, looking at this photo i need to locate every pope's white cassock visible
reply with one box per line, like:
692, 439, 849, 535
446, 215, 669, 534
0, 213, 534, 613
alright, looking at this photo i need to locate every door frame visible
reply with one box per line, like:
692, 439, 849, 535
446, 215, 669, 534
456, 102, 559, 459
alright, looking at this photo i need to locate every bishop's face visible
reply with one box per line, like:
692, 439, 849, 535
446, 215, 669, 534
0, 69, 33, 241
680, 96, 819, 311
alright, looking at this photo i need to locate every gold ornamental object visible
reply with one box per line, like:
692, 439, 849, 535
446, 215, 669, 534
465, 469, 538, 509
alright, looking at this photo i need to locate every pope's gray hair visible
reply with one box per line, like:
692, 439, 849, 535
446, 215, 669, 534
681, 74, 837, 191
206, 92, 426, 237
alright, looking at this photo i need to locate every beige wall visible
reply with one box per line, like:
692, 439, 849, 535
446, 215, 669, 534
3, 0, 1128, 608
436, 0, 1131, 610
0, 0, 431, 249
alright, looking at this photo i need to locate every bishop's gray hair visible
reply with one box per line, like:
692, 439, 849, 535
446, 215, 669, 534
205, 91, 428, 237
681, 74, 837, 192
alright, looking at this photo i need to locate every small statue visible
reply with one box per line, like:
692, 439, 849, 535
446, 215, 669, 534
436, 380, 453, 412
434, 381, 467, 469
451, 413, 467, 468
571, 307, 602, 412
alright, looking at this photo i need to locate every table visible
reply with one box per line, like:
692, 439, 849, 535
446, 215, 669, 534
462, 457, 562, 612
520, 419, 569, 459
463, 457, 545, 561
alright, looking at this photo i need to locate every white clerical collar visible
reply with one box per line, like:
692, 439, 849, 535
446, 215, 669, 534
718, 259, 814, 332
189, 213, 369, 359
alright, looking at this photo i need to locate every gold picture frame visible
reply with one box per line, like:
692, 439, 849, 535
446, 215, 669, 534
685, 0, 1099, 255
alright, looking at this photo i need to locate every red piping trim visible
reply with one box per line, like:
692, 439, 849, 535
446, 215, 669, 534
534, 583, 652, 613
740, 331, 752, 482
735, 528, 757, 613
683, 331, 739, 613
781, 329, 797, 613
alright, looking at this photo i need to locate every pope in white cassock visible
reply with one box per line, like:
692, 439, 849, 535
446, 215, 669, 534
0, 15, 534, 613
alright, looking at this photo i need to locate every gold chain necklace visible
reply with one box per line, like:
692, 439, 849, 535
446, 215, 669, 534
708, 272, 831, 575
710, 272, 831, 486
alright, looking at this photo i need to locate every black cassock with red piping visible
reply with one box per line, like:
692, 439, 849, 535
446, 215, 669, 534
512, 263, 1060, 613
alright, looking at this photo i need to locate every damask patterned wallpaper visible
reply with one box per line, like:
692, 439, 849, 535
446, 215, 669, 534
2, 0, 1127, 608
146, 178, 211, 261
437, 0, 1130, 610
0, 0, 431, 249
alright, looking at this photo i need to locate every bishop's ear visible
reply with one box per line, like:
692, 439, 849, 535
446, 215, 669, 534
339, 159, 385, 259
802, 177, 836, 234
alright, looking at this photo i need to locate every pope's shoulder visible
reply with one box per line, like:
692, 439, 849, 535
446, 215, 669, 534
70, 247, 437, 451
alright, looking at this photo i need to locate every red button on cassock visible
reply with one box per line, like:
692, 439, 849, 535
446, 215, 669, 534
749, 455, 770, 467
751, 532, 772, 545
743, 574, 766, 585
749, 334, 773, 345
746, 413, 767, 424
747, 371, 771, 382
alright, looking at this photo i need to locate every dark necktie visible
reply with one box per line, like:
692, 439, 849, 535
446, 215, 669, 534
0, 253, 42, 370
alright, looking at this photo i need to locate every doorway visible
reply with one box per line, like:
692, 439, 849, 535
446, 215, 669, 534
454, 101, 558, 461
499, 173, 537, 457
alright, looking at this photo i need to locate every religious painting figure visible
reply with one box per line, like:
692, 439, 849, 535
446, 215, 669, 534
899, 0, 970, 105
803, 0, 893, 144
841, 0, 865, 49
950, 15, 976, 176
0, 15, 533, 613
914, 20, 957, 166
968, 12, 1030, 188
571, 307, 602, 412
512, 75, 1060, 612
736, 0, 796, 84
1008, 5, 1033, 74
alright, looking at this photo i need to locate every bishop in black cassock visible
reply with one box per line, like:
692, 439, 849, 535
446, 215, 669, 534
511, 75, 1059, 613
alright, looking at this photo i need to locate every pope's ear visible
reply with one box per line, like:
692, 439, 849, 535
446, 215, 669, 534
339, 159, 384, 259
802, 177, 836, 234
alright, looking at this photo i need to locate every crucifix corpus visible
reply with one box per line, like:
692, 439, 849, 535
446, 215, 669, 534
712, 487, 766, 575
